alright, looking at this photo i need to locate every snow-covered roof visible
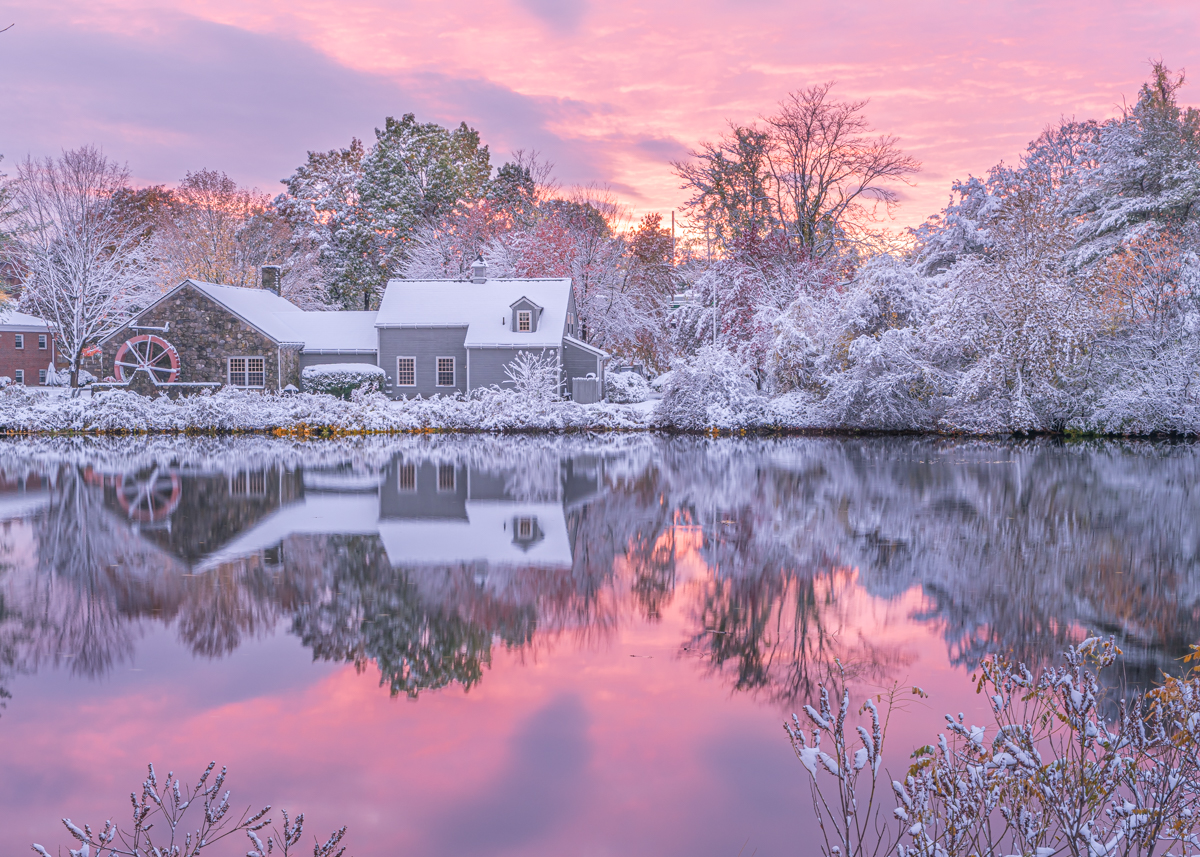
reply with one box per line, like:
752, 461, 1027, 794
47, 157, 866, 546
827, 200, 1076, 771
272, 311, 378, 352
376, 278, 571, 349
0, 310, 51, 332
187, 280, 307, 345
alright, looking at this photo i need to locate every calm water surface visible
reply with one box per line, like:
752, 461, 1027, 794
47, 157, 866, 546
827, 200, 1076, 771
1, 435, 1197, 856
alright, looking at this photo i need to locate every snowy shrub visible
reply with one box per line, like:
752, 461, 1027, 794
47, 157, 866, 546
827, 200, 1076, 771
32, 761, 349, 857
43, 366, 95, 387
302, 363, 386, 399
502, 350, 561, 402
0, 376, 11, 389
790, 639, 1200, 857
605, 371, 651, 403
655, 346, 765, 430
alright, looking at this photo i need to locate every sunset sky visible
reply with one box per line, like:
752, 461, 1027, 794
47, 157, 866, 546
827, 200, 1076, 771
0, 0, 1197, 230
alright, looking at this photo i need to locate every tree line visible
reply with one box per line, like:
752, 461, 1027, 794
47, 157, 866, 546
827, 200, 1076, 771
2, 64, 1198, 433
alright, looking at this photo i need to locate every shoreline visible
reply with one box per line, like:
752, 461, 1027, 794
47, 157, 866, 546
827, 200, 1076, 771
0, 386, 1190, 440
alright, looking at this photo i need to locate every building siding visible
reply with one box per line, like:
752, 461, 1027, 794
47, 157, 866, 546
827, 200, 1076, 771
97, 283, 292, 391
299, 352, 379, 371
468, 347, 560, 393
563, 339, 603, 398
378, 327, 468, 399
0, 328, 57, 385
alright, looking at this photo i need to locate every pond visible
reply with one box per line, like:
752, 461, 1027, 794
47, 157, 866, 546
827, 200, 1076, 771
1, 435, 1198, 856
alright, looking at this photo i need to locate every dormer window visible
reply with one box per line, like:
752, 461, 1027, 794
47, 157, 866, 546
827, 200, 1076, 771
509, 297, 542, 333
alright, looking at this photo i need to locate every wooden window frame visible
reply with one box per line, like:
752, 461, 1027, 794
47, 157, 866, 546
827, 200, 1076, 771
517, 310, 532, 332
228, 356, 266, 388
397, 462, 417, 492
436, 356, 455, 387
396, 356, 416, 387
437, 463, 456, 492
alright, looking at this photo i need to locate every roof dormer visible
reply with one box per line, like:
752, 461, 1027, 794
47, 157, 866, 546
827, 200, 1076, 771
509, 297, 543, 333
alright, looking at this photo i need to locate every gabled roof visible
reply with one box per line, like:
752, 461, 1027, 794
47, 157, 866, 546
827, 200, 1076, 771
186, 280, 306, 345
104, 280, 378, 352
376, 278, 571, 349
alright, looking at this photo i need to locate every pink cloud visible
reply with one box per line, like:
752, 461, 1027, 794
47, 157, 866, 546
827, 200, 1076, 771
0, 0, 1195, 228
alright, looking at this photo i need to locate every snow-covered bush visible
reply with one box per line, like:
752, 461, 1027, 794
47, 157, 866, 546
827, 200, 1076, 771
502, 350, 561, 402
605, 371, 651, 404
655, 346, 765, 430
32, 761, 349, 857
43, 365, 95, 387
790, 639, 1200, 857
301, 363, 386, 399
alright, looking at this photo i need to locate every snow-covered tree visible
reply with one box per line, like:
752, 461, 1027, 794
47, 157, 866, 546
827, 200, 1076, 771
5, 146, 154, 388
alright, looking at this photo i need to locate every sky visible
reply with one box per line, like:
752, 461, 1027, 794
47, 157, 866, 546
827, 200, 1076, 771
0, 0, 1198, 231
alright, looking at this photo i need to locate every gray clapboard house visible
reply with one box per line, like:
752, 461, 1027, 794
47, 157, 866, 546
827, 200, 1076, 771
374, 261, 608, 400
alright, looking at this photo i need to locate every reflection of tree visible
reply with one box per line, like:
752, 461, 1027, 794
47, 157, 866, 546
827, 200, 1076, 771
286, 536, 505, 698
688, 570, 911, 706
175, 560, 284, 658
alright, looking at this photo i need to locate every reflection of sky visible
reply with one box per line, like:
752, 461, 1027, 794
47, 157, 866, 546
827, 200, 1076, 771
0, 1, 1196, 227
1, 571, 989, 857
3, 436, 1197, 854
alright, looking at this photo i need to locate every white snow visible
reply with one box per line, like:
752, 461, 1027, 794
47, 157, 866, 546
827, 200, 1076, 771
272, 311, 379, 353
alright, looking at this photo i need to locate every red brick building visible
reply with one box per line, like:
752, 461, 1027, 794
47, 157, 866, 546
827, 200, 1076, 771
0, 310, 56, 386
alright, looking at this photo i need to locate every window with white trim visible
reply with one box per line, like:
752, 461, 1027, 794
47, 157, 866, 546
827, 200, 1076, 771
436, 357, 455, 387
38, 369, 46, 385
517, 517, 535, 539
396, 356, 416, 387
517, 310, 532, 332
14, 334, 23, 350
14, 370, 23, 385
437, 463, 456, 492
228, 356, 266, 388
38, 334, 47, 350
398, 462, 416, 492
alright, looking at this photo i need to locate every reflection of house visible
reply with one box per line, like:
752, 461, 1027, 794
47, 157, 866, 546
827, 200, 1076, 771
96, 465, 304, 565
190, 453, 603, 574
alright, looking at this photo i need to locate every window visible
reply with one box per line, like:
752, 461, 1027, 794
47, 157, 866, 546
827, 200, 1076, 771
14, 334, 23, 350
38, 369, 46, 385
436, 357, 455, 387
517, 310, 532, 332
228, 357, 266, 388
229, 471, 266, 496
396, 357, 416, 387
397, 462, 416, 492
38, 334, 47, 350
517, 517, 535, 539
14, 370, 23, 385
437, 463, 456, 492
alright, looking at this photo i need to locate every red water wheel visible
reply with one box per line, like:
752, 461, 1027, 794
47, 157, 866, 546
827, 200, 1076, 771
114, 334, 180, 383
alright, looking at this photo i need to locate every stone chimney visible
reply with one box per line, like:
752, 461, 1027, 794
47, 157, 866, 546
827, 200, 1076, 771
261, 265, 282, 295
470, 254, 487, 284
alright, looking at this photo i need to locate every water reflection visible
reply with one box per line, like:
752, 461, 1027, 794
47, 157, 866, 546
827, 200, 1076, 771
0, 437, 1198, 710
